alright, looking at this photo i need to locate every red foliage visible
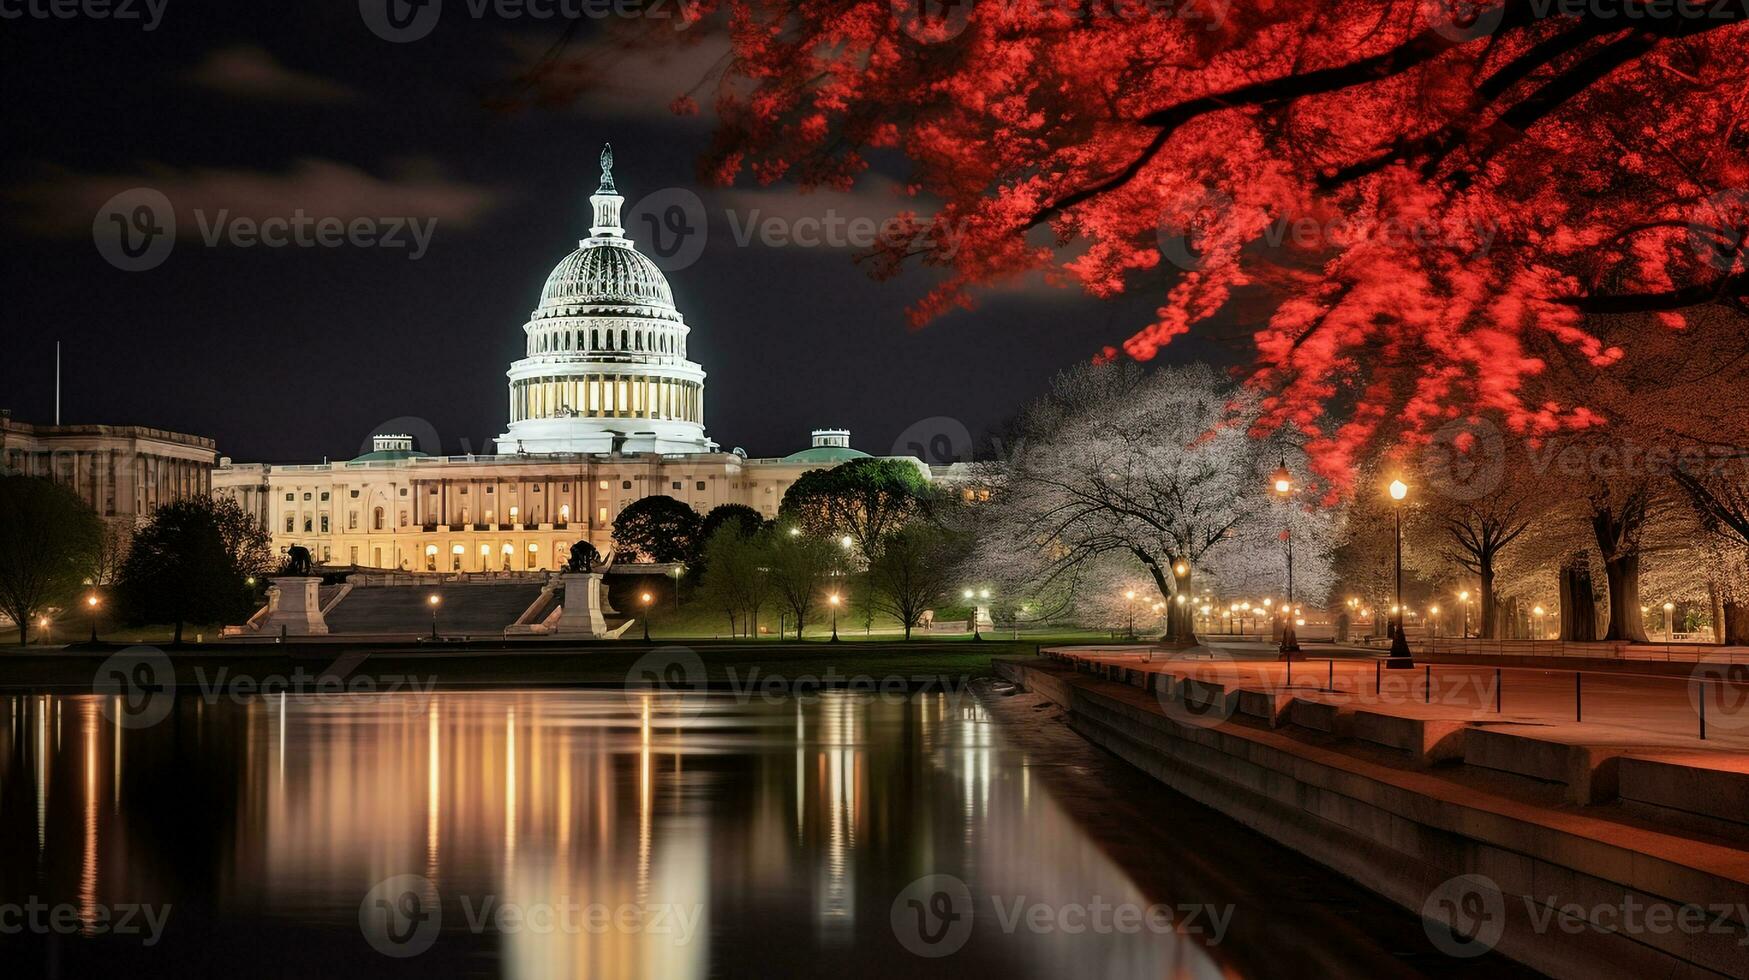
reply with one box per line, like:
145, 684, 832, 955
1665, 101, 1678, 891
649, 0, 1748, 489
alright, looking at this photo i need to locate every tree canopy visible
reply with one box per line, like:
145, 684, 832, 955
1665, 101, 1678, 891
590, 2, 1749, 491
117, 496, 271, 644
611, 495, 702, 563
0, 475, 102, 646
778, 457, 932, 555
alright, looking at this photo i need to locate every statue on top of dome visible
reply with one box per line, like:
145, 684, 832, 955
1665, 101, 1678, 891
599, 143, 615, 193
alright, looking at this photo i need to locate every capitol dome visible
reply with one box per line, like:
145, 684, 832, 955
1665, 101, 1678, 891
496, 145, 713, 457
538, 238, 676, 312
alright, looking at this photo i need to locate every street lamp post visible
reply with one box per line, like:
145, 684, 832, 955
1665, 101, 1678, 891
1124, 590, 1136, 640
1271, 460, 1300, 658
1387, 478, 1414, 668
828, 593, 841, 642
1663, 601, 1675, 641
427, 593, 441, 640
671, 566, 684, 612
641, 592, 654, 641
86, 593, 101, 643
1459, 590, 1470, 639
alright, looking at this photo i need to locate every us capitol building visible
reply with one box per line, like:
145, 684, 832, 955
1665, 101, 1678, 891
214, 147, 919, 573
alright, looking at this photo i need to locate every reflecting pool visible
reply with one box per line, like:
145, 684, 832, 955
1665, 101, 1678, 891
0, 690, 1225, 977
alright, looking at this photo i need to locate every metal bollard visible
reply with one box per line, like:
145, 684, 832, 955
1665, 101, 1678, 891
1327, 659, 1335, 693
1375, 659, 1381, 696
1700, 681, 1707, 740
1495, 668, 1502, 713
1424, 664, 1431, 705
1575, 672, 1582, 723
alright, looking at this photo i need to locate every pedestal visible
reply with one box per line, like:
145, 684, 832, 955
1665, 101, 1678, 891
554, 573, 608, 638
261, 576, 328, 635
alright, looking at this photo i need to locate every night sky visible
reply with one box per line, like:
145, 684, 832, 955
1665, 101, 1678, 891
1, 4, 1212, 463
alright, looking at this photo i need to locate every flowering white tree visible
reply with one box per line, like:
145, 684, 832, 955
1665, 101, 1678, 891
962, 361, 1333, 644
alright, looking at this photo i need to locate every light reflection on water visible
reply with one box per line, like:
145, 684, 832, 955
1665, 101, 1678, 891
0, 691, 1213, 978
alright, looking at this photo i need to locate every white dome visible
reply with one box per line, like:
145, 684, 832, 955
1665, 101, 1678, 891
539, 240, 675, 312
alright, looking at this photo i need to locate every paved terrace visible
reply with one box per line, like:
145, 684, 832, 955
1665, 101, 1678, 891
1055, 643, 1748, 749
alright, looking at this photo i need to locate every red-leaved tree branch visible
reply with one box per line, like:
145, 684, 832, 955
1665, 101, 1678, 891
580, 0, 1749, 490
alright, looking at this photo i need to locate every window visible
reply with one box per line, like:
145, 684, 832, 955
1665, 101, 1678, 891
285, 493, 294, 501
671, 481, 682, 490
304, 518, 314, 533
349, 547, 358, 565
400, 488, 408, 496
598, 506, 608, 524
696, 481, 706, 491
559, 504, 571, 522
509, 506, 519, 522
486, 486, 494, 494
320, 492, 330, 502
622, 481, 632, 490
347, 511, 358, 530
373, 507, 385, 531
284, 515, 294, 532
598, 480, 609, 491
303, 492, 312, 501
400, 511, 409, 527
321, 515, 330, 533
349, 490, 360, 498
460, 487, 468, 495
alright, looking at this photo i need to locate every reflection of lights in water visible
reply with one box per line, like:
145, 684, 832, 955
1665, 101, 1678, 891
817, 694, 857, 936
81, 699, 99, 934
277, 691, 286, 790
112, 696, 122, 812
427, 703, 440, 879
505, 707, 517, 862
36, 696, 48, 855
794, 701, 804, 843
638, 694, 651, 904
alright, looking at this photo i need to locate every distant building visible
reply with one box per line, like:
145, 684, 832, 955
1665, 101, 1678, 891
0, 411, 216, 524
212, 148, 928, 572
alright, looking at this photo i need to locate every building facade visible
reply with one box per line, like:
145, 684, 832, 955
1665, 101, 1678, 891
1, 411, 217, 524
213, 148, 921, 572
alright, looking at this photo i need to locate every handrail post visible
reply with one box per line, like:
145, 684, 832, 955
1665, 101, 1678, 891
1495, 668, 1502, 713
1700, 680, 1707, 740
1424, 664, 1431, 705
1575, 671, 1582, 723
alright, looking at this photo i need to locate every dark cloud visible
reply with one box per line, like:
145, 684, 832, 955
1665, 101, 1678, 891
186, 45, 360, 103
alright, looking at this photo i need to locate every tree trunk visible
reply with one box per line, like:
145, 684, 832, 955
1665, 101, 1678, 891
1558, 559, 1597, 642
16, 622, 25, 648
173, 620, 185, 646
1478, 563, 1498, 639
1722, 601, 1749, 646
1168, 564, 1197, 646
1601, 553, 1649, 642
